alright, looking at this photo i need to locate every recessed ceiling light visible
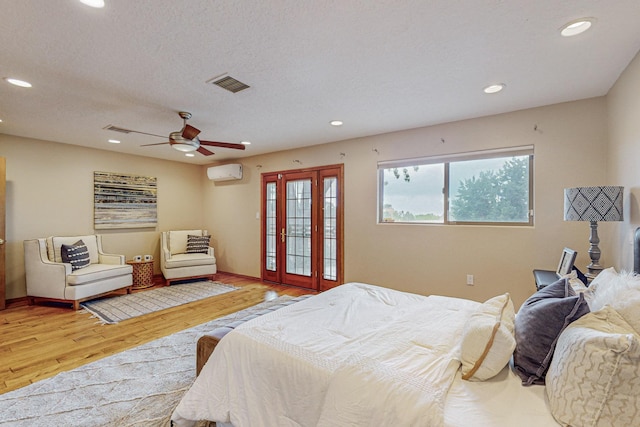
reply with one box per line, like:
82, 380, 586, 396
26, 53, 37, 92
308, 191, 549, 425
79, 0, 105, 8
330, 120, 343, 126
185, 153, 195, 157
241, 141, 251, 145
108, 139, 120, 144
560, 18, 595, 37
483, 83, 505, 94
5, 77, 32, 88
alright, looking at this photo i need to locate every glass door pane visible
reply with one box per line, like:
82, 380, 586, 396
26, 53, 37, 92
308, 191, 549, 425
265, 182, 277, 271
323, 177, 337, 280
286, 179, 312, 276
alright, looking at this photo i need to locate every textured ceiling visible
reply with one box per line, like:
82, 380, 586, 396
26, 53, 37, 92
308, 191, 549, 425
1, 0, 639, 164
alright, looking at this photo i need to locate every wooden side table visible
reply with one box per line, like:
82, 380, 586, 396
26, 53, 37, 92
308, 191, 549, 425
127, 260, 154, 289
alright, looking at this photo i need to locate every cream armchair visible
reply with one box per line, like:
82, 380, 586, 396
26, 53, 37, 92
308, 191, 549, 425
160, 230, 217, 286
24, 234, 133, 310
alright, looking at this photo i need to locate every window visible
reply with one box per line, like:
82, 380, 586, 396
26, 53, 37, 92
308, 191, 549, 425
378, 146, 533, 225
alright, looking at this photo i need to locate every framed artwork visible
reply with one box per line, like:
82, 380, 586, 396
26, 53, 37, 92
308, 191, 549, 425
557, 247, 577, 276
94, 171, 157, 229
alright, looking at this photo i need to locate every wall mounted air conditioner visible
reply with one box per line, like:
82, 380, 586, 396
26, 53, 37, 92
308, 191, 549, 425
207, 164, 243, 181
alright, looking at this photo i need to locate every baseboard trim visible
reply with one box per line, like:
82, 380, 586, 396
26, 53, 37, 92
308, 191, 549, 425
6, 296, 29, 308
217, 270, 261, 282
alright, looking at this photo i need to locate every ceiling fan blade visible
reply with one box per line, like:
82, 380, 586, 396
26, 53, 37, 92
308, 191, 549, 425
197, 146, 215, 156
200, 140, 246, 150
182, 124, 201, 140
140, 142, 171, 146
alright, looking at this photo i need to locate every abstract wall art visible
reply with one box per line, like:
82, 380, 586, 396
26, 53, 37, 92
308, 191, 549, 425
94, 171, 157, 229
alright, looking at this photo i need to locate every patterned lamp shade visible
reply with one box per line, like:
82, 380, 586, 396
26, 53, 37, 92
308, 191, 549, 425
564, 186, 624, 222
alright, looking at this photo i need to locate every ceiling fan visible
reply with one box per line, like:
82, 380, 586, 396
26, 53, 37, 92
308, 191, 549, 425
139, 111, 246, 156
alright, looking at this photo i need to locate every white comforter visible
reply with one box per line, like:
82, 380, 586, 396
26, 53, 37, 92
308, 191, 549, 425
172, 282, 481, 427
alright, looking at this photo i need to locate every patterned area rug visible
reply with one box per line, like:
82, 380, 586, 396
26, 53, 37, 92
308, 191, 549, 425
0, 296, 293, 427
81, 281, 238, 324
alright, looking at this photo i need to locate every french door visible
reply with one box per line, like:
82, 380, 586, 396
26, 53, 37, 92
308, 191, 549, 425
261, 164, 343, 291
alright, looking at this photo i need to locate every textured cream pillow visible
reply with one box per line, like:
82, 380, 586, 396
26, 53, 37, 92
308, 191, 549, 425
460, 293, 516, 381
546, 306, 640, 427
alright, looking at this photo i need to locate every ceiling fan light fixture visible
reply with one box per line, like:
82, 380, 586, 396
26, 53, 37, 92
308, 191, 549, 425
169, 130, 199, 152
172, 142, 198, 152
138, 111, 246, 156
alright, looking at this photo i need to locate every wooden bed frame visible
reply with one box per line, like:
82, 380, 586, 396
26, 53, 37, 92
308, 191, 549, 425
196, 334, 222, 375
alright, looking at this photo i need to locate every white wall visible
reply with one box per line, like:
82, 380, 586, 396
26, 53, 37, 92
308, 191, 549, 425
607, 50, 640, 269
203, 97, 609, 307
1, 94, 618, 308
0, 134, 204, 299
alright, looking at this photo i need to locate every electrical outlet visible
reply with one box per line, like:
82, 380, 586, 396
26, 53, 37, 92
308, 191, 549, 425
466, 274, 474, 285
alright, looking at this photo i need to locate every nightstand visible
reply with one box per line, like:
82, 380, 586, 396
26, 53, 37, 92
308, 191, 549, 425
532, 269, 559, 291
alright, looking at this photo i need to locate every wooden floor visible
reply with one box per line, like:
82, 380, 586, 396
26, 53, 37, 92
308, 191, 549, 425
0, 273, 313, 395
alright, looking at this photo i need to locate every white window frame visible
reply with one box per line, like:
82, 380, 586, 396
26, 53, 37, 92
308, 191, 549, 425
377, 145, 534, 226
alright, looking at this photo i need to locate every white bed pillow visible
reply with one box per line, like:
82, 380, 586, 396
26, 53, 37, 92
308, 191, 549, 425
588, 269, 640, 334
460, 293, 516, 381
585, 267, 618, 295
546, 306, 640, 427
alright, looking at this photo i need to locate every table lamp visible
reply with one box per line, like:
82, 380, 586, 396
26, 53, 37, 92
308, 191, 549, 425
564, 186, 623, 278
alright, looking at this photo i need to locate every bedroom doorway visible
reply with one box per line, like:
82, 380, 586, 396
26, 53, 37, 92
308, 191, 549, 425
261, 164, 343, 291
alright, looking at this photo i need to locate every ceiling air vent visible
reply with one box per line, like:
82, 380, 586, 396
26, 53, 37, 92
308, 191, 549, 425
103, 125, 133, 134
207, 75, 250, 93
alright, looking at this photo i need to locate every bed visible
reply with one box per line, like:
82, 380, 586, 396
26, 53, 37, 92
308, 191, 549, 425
172, 233, 640, 427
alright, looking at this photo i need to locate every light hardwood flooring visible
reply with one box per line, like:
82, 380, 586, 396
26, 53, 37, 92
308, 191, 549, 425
0, 273, 313, 394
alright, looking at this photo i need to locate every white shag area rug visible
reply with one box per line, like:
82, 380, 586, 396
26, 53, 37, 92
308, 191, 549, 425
0, 296, 292, 427
81, 281, 238, 324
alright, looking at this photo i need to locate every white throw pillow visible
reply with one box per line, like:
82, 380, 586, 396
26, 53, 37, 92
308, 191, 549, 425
460, 293, 516, 381
582, 267, 617, 310
585, 266, 618, 295
588, 270, 640, 334
546, 306, 640, 427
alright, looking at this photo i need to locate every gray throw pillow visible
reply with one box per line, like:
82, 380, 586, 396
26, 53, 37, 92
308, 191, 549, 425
186, 234, 211, 254
60, 240, 91, 271
513, 278, 590, 385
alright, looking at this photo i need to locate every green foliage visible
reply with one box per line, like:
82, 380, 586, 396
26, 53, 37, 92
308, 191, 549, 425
450, 157, 529, 222
388, 166, 419, 183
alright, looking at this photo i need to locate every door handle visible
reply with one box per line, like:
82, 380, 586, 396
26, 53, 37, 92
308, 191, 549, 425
280, 228, 286, 243
0, 238, 4, 245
